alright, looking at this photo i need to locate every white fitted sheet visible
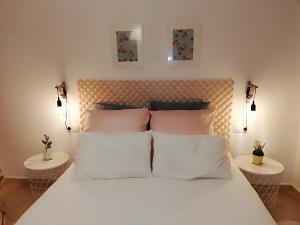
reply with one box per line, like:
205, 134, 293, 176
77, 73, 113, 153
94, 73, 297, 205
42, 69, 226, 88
16, 159, 276, 225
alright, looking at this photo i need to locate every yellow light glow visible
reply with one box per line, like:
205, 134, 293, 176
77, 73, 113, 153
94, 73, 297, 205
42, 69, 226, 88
56, 101, 66, 118
248, 110, 257, 124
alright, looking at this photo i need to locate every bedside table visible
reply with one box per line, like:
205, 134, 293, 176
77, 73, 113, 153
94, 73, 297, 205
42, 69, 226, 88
24, 151, 70, 198
235, 155, 284, 210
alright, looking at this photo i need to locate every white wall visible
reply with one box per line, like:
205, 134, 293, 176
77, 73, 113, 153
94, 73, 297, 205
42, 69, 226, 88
0, 0, 300, 186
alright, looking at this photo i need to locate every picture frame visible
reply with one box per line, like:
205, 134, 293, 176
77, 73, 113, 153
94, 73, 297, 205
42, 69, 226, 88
166, 23, 200, 66
111, 25, 143, 68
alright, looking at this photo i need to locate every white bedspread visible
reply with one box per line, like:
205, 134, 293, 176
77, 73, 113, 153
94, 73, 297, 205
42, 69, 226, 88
16, 160, 276, 225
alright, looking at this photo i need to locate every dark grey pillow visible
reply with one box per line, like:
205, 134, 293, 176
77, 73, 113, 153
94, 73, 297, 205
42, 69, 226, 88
150, 101, 209, 111
94, 103, 141, 110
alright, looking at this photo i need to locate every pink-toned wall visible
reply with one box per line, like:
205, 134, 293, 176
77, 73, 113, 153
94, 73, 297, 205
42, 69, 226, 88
0, 0, 300, 188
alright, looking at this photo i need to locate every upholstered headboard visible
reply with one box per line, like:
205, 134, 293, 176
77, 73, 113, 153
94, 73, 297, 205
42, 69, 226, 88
77, 79, 234, 150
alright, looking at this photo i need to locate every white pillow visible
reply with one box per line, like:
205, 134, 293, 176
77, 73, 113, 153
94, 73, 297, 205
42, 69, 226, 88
75, 131, 152, 179
152, 132, 231, 180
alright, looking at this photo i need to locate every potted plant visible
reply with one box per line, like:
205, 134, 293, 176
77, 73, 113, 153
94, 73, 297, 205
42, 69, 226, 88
252, 140, 266, 165
42, 134, 53, 161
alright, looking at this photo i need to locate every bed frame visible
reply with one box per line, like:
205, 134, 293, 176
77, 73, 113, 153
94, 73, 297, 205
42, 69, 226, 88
77, 79, 234, 150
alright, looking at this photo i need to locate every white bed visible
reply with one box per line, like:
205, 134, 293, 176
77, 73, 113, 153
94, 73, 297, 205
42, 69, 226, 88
16, 158, 276, 225
16, 80, 276, 225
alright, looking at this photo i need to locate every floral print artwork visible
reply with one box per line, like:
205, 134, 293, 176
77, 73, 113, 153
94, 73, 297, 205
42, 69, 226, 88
116, 31, 138, 62
172, 29, 194, 61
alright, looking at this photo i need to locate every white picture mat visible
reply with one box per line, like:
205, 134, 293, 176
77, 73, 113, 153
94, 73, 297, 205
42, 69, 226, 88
111, 24, 144, 69
166, 22, 201, 67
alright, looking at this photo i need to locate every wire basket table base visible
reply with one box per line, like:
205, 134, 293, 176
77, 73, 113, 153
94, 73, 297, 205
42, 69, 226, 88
26, 161, 69, 199
241, 169, 283, 211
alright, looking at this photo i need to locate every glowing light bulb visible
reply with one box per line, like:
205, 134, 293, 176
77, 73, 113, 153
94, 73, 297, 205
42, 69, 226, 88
56, 103, 65, 117
247, 101, 257, 124
249, 110, 257, 123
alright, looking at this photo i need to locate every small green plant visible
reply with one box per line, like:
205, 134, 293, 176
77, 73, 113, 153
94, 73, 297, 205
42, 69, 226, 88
42, 134, 52, 151
252, 140, 266, 156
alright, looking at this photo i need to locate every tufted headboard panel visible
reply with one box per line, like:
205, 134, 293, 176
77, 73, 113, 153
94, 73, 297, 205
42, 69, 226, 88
77, 79, 234, 150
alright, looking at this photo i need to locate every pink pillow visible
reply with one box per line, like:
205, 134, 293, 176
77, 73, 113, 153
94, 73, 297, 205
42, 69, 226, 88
86, 108, 149, 132
150, 109, 215, 135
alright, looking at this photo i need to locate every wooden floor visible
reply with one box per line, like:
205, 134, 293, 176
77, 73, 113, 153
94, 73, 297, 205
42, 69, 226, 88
273, 186, 300, 222
1, 180, 300, 225
0, 179, 34, 225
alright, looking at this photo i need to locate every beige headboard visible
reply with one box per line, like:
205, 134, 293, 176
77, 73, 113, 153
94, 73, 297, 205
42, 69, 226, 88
77, 79, 234, 150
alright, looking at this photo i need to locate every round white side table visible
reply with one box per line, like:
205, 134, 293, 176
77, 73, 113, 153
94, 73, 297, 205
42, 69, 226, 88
24, 151, 70, 198
235, 155, 284, 210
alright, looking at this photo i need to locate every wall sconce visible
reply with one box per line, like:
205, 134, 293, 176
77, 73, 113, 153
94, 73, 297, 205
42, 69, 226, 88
55, 83, 67, 107
244, 81, 258, 132
55, 82, 71, 131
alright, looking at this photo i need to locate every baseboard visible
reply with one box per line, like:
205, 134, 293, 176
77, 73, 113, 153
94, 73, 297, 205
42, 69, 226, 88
294, 179, 300, 192
280, 182, 292, 185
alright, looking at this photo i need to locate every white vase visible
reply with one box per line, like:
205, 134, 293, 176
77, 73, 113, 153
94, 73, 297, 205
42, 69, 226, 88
43, 150, 52, 161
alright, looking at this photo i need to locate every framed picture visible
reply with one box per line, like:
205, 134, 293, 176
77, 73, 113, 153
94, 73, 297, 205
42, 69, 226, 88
166, 23, 200, 65
172, 29, 194, 61
112, 25, 143, 68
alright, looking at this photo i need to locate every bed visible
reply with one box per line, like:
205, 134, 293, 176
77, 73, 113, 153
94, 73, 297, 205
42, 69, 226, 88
16, 80, 277, 225
16, 159, 276, 225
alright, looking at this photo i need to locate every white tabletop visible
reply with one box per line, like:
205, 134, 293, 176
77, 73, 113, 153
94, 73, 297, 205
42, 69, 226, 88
24, 152, 69, 171
235, 155, 284, 175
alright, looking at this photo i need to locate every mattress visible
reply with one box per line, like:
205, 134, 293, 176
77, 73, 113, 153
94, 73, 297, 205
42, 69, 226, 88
16, 159, 277, 225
